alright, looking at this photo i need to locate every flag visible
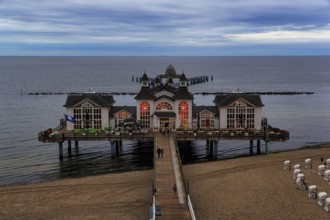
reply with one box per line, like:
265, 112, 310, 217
64, 114, 75, 123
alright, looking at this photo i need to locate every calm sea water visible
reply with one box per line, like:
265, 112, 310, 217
0, 56, 330, 187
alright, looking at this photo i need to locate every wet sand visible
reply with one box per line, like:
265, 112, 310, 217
1, 145, 330, 219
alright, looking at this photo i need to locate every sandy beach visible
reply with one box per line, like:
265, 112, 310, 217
1, 145, 330, 219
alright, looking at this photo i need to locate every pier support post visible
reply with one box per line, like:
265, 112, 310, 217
265, 141, 270, 155
257, 140, 261, 155
213, 141, 218, 159
110, 141, 115, 157
206, 140, 210, 147
115, 141, 120, 155
119, 140, 123, 147
249, 140, 254, 155
67, 141, 72, 156
75, 140, 79, 149
59, 142, 64, 160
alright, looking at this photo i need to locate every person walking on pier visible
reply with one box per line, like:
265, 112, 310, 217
160, 148, 164, 158
157, 148, 161, 158
173, 183, 177, 197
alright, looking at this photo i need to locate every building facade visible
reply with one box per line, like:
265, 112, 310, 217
64, 65, 264, 131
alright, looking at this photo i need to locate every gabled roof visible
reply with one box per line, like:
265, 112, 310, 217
173, 87, 194, 100
152, 84, 176, 95
213, 93, 264, 107
134, 87, 155, 100
192, 106, 219, 116
64, 93, 115, 107
109, 106, 136, 116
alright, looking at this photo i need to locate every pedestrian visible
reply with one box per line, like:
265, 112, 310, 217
173, 183, 177, 197
161, 148, 164, 158
157, 148, 161, 158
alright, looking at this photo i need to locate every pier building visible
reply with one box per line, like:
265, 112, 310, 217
62, 64, 264, 132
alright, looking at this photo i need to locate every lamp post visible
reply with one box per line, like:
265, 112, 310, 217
263, 118, 269, 155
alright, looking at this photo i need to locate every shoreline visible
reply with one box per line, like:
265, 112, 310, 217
2, 142, 330, 189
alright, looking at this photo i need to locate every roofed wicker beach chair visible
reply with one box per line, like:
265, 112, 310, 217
317, 192, 327, 206
293, 164, 301, 170
324, 170, 330, 182
283, 160, 291, 170
324, 198, 330, 212
318, 165, 326, 176
304, 159, 312, 169
308, 185, 317, 199
326, 159, 330, 169
296, 174, 307, 190
293, 169, 301, 180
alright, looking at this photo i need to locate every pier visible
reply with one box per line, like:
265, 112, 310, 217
151, 134, 192, 219
38, 121, 289, 160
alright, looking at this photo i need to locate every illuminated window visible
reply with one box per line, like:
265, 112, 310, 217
200, 112, 215, 128
156, 102, 173, 110
115, 111, 129, 128
178, 102, 189, 128
140, 102, 150, 129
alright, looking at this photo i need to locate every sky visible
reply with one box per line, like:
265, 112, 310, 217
0, 0, 330, 56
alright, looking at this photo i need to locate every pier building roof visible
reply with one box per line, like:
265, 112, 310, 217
213, 93, 264, 107
64, 93, 115, 107
109, 106, 136, 116
192, 106, 219, 116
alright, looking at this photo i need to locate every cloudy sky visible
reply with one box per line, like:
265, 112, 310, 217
0, 0, 330, 55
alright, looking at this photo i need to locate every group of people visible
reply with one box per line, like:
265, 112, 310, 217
157, 148, 164, 158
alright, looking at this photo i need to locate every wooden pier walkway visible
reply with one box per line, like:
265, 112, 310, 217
154, 134, 191, 220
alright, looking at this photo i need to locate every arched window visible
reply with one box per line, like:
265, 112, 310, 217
178, 102, 189, 128
73, 103, 102, 129
227, 101, 255, 129
156, 102, 173, 110
200, 112, 215, 128
140, 102, 150, 129
115, 111, 129, 128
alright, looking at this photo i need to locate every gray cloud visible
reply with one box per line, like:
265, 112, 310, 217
0, 0, 330, 54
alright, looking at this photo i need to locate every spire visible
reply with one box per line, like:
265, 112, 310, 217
179, 72, 187, 87
141, 72, 149, 87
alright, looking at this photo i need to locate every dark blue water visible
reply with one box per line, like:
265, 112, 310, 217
1, 56, 330, 186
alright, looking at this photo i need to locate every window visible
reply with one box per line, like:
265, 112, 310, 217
179, 102, 189, 128
226, 101, 255, 129
200, 112, 215, 128
156, 102, 173, 110
140, 102, 150, 129
73, 103, 102, 129
115, 111, 129, 128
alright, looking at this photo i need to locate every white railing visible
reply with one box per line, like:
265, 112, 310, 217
187, 195, 196, 220
150, 195, 156, 220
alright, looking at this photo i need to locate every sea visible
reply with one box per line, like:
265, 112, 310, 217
0, 56, 330, 187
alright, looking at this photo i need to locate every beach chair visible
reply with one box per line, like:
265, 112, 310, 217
317, 192, 327, 206
308, 185, 317, 199
283, 160, 291, 170
293, 169, 301, 180
318, 165, 326, 176
296, 175, 307, 190
327, 159, 330, 169
304, 159, 312, 169
324, 198, 330, 212
324, 170, 330, 182
293, 164, 301, 170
